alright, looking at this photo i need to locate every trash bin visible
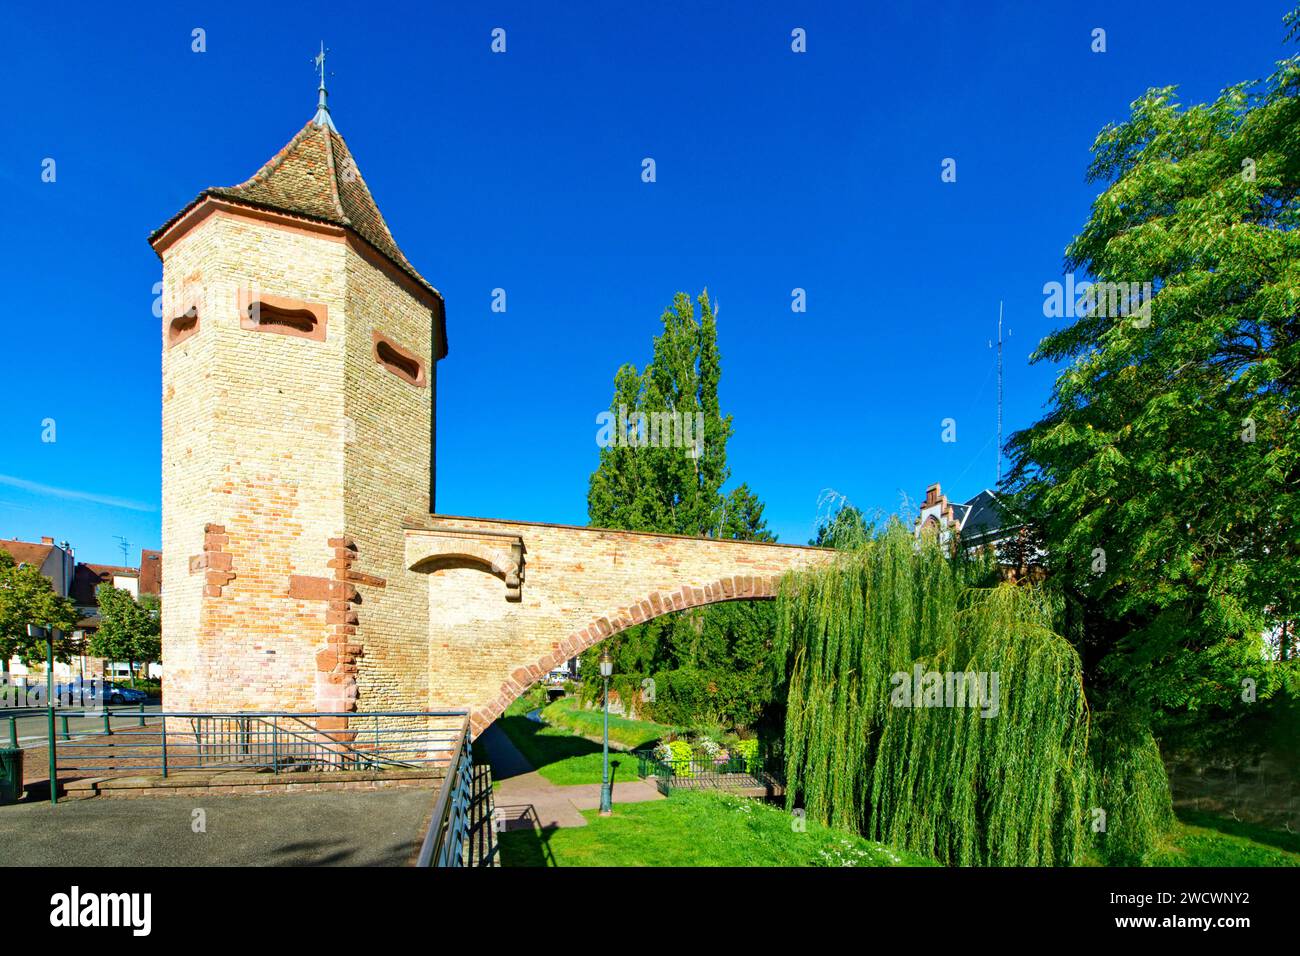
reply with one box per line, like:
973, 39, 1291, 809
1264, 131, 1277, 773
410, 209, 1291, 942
0, 747, 23, 804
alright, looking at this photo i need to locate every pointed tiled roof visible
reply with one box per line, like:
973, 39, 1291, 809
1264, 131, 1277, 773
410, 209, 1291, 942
150, 118, 446, 355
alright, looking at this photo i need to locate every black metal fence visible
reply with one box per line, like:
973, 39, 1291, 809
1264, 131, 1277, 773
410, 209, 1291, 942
635, 746, 785, 796
50, 710, 468, 777
416, 717, 474, 867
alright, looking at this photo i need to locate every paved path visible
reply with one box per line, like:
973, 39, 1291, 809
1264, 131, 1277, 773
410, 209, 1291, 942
0, 788, 433, 866
478, 723, 663, 831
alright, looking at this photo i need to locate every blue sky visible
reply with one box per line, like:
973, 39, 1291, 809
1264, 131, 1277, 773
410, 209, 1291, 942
0, 0, 1293, 565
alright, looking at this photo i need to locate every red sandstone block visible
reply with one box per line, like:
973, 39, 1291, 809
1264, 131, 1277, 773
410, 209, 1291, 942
203, 534, 228, 550
649, 592, 663, 613
329, 581, 359, 602
315, 649, 337, 671
204, 523, 226, 535
288, 575, 331, 600
512, 667, 531, 685
203, 585, 222, 597
721, 578, 735, 597
328, 536, 357, 550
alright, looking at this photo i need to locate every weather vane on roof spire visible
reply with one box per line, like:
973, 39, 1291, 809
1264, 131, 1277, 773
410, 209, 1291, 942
313, 41, 337, 131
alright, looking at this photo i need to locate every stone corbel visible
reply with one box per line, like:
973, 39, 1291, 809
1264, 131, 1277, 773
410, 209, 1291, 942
405, 526, 526, 601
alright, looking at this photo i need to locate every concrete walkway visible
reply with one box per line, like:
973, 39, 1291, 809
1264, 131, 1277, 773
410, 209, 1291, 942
478, 723, 662, 831
0, 788, 433, 866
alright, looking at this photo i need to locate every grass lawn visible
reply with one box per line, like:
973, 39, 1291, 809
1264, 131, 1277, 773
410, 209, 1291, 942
493, 696, 675, 787
1147, 811, 1300, 867
497, 789, 938, 867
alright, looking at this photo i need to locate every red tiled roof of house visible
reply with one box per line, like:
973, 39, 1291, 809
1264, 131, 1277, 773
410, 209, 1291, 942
148, 117, 447, 358
0, 538, 55, 568
72, 563, 138, 606
139, 549, 162, 596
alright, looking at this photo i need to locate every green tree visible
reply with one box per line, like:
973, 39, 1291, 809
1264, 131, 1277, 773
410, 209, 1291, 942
810, 495, 870, 548
584, 291, 779, 728
0, 549, 78, 676
89, 586, 161, 687
1005, 31, 1300, 756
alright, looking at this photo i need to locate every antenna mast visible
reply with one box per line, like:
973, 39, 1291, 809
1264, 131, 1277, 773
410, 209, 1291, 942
996, 301, 1004, 487
114, 536, 131, 566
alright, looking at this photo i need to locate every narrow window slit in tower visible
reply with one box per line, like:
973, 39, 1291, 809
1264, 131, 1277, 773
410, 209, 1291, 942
237, 293, 328, 341
373, 332, 427, 387
168, 306, 199, 347
249, 302, 318, 335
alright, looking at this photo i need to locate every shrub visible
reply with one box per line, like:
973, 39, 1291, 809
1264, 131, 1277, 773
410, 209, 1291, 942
654, 740, 694, 777
733, 738, 760, 774
695, 735, 721, 760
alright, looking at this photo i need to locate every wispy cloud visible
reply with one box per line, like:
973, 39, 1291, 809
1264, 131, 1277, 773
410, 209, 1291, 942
0, 475, 156, 513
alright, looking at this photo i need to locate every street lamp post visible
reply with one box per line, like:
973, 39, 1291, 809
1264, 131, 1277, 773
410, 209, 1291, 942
599, 647, 613, 816
28, 624, 57, 805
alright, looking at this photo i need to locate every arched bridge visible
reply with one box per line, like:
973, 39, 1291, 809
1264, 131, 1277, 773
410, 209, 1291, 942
404, 515, 830, 736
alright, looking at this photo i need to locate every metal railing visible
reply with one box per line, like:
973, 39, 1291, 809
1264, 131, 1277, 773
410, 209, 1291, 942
416, 716, 474, 867
635, 746, 785, 796
51, 710, 468, 778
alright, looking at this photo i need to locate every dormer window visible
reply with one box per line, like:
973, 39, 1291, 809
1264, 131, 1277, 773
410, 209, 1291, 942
372, 331, 426, 387
167, 305, 199, 348
239, 291, 328, 342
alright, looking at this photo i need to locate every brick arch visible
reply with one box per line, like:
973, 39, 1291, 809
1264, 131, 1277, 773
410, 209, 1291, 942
407, 532, 524, 600
469, 572, 782, 736
411, 551, 514, 582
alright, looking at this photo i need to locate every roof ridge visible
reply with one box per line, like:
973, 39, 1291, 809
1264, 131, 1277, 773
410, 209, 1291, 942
228, 120, 316, 191
328, 129, 403, 251
321, 124, 349, 223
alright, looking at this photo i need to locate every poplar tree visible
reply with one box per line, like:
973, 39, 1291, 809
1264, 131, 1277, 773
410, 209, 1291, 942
585, 291, 778, 726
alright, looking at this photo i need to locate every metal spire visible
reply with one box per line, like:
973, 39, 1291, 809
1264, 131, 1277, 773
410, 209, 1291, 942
313, 42, 337, 130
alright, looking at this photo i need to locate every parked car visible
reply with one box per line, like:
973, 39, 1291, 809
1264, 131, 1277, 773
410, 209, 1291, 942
104, 683, 149, 705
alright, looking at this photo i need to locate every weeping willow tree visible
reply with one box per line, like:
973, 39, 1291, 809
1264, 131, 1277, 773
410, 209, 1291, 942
777, 521, 1097, 866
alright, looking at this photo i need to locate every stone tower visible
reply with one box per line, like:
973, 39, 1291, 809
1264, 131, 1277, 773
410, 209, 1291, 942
149, 96, 447, 716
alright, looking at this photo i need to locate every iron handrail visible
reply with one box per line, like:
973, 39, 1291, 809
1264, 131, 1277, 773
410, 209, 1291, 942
416, 716, 473, 868
51, 709, 469, 777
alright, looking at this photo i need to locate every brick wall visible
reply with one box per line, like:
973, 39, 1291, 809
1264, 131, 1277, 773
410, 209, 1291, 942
160, 209, 349, 713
